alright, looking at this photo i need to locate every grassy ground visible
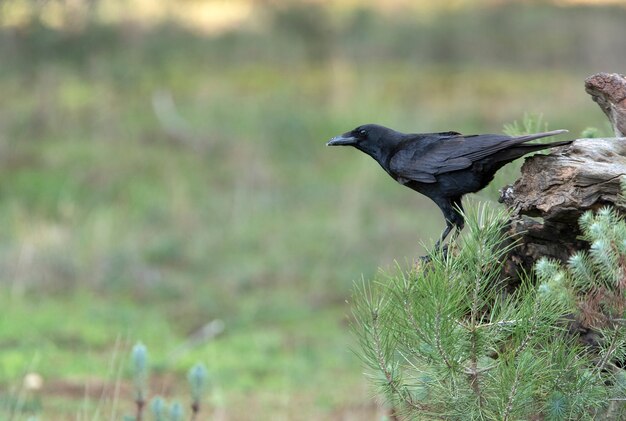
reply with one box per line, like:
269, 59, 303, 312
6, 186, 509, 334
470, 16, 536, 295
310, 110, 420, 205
0, 3, 621, 419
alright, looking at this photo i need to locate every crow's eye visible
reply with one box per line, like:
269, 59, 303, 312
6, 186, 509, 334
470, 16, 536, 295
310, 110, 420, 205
358, 129, 367, 137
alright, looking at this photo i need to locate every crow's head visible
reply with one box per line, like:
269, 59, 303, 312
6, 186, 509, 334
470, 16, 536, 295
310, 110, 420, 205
327, 124, 402, 159
326, 124, 387, 146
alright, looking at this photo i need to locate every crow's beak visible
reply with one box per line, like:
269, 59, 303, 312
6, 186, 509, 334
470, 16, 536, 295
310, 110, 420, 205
327, 134, 357, 146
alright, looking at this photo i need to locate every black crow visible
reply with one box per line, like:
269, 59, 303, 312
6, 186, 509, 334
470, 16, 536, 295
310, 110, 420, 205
327, 124, 571, 251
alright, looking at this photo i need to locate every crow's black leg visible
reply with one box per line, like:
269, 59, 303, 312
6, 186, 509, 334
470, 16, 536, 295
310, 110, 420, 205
420, 198, 464, 263
432, 197, 465, 252
450, 196, 465, 241
431, 197, 457, 251
434, 222, 453, 251
418, 222, 450, 264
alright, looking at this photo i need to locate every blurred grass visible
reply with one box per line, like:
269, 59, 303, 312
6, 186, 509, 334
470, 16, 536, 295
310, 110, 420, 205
0, 1, 623, 419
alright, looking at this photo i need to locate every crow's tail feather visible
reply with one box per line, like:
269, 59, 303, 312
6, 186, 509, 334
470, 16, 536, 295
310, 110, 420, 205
513, 129, 569, 143
492, 137, 573, 164
517, 139, 573, 149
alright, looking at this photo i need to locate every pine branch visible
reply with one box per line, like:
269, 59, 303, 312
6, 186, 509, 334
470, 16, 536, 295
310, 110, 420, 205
351, 201, 626, 418
467, 259, 484, 408
400, 277, 429, 346
595, 325, 622, 374
370, 307, 424, 412
462, 365, 496, 376
502, 369, 522, 421
434, 311, 455, 371
514, 321, 536, 359
476, 320, 518, 329
467, 330, 482, 407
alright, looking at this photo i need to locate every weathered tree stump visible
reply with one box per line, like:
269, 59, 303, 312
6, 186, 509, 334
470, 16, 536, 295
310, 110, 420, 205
585, 72, 626, 137
500, 72, 626, 280
500, 138, 626, 279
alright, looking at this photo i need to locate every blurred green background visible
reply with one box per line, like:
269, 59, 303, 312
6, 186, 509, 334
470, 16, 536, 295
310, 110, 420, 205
0, 0, 624, 419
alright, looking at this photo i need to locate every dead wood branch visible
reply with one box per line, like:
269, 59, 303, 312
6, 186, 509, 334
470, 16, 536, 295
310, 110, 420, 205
585, 72, 626, 137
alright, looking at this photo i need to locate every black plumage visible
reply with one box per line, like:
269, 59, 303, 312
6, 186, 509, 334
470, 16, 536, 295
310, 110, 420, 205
327, 124, 571, 251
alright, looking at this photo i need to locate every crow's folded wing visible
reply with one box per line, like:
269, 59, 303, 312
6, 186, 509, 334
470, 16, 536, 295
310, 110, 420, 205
388, 133, 527, 184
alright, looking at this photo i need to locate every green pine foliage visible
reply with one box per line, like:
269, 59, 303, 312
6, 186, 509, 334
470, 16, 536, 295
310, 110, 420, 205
131, 342, 149, 406
126, 343, 207, 421
534, 206, 626, 419
150, 397, 167, 421
580, 127, 601, 138
503, 112, 549, 136
352, 204, 626, 419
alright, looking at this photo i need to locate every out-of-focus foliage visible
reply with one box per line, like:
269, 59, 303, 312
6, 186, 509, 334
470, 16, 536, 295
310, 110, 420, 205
503, 113, 548, 136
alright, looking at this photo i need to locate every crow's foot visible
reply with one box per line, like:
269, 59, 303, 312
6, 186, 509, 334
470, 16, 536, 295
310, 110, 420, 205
415, 244, 449, 269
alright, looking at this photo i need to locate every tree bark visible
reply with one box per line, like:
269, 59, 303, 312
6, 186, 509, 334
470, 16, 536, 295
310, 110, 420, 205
585, 72, 626, 137
500, 72, 626, 281
500, 138, 626, 281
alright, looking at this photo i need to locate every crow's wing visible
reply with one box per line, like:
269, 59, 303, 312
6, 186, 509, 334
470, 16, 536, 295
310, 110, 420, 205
423, 131, 463, 137
388, 135, 470, 183
389, 130, 567, 184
